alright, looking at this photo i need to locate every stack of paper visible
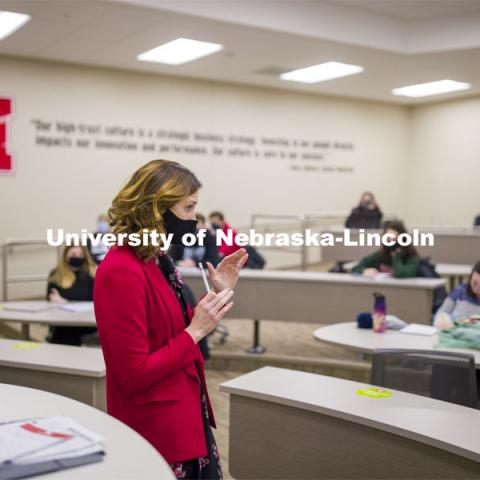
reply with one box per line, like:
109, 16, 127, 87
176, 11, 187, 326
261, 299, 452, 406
0, 416, 105, 479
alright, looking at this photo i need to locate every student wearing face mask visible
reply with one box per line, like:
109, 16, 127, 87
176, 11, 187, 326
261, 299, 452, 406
209, 211, 242, 259
94, 160, 248, 479
87, 214, 111, 264
46, 245, 97, 345
345, 191, 383, 229
352, 220, 420, 278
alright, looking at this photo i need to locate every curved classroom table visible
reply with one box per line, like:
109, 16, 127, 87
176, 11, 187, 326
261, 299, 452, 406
181, 268, 444, 351
180, 269, 444, 324
0, 301, 96, 340
221, 367, 480, 479
0, 383, 174, 479
0, 338, 106, 409
313, 321, 480, 367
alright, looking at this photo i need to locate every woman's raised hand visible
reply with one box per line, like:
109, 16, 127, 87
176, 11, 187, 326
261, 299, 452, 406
206, 248, 248, 293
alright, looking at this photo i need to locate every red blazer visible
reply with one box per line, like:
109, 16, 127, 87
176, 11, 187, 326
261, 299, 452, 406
93, 245, 215, 464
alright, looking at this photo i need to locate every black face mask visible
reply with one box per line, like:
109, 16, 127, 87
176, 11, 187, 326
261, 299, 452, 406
384, 241, 398, 252
163, 209, 197, 245
211, 223, 221, 230
68, 257, 86, 269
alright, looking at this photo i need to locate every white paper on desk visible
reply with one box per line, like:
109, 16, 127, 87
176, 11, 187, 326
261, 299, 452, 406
400, 324, 437, 336
373, 272, 392, 280
0, 419, 68, 464
59, 302, 94, 313
3, 301, 54, 313
13, 417, 104, 464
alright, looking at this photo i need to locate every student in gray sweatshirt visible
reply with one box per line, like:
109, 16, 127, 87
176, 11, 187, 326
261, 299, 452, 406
434, 260, 480, 328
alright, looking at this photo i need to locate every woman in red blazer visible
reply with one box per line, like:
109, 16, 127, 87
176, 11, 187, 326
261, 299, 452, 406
94, 160, 248, 479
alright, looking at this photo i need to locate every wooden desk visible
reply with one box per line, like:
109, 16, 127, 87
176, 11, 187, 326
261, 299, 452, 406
221, 367, 480, 479
313, 321, 480, 367
181, 269, 444, 324
0, 383, 174, 479
0, 338, 106, 410
0, 302, 96, 340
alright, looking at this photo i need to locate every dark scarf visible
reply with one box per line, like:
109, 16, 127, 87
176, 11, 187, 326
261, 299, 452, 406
156, 252, 184, 289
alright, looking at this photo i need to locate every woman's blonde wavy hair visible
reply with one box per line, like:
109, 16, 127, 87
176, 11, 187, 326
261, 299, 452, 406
108, 160, 201, 261
49, 245, 97, 289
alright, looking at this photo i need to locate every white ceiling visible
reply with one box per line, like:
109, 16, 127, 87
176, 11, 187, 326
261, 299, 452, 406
0, 0, 480, 105
337, 0, 480, 20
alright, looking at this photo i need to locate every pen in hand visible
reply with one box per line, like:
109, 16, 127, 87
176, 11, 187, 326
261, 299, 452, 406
198, 262, 211, 294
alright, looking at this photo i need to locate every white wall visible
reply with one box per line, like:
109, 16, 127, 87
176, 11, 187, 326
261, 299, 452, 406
407, 96, 480, 228
0, 55, 410, 297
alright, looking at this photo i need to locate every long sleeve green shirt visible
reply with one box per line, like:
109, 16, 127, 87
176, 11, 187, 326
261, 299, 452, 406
352, 250, 420, 278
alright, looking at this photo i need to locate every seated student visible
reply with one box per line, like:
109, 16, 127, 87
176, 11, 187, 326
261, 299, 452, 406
434, 260, 480, 329
87, 213, 111, 264
209, 210, 242, 258
345, 191, 383, 229
209, 210, 266, 269
171, 213, 219, 268
47, 245, 97, 345
352, 220, 420, 278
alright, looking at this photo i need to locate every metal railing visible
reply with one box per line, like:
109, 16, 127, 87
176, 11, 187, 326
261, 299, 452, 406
1, 239, 61, 301
248, 212, 349, 270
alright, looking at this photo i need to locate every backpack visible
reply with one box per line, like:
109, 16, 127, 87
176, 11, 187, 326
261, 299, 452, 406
245, 245, 266, 270
329, 260, 348, 273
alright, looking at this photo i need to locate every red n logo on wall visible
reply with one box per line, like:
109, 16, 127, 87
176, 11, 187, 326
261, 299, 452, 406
0, 97, 13, 173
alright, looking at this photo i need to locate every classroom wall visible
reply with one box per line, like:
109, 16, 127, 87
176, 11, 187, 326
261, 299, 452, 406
406, 96, 480, 228
0, 55, 410, 297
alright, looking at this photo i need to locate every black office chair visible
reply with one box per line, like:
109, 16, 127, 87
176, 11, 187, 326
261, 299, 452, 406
371, 349, 478, 409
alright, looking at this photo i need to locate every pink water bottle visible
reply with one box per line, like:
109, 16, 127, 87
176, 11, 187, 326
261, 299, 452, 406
373, 292, 386, 333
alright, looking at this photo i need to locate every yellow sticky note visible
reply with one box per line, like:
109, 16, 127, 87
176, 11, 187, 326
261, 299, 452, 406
356, 387, 392, 399
13, 343, 40, 350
